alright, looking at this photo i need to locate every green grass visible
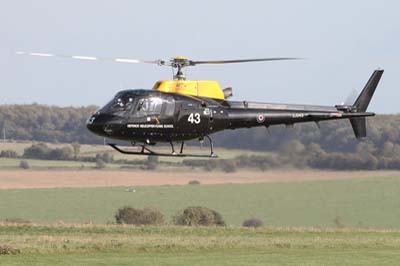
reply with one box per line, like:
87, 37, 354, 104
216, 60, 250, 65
2, 176, 400, 265
0, 140, 270, 164
1, 176, 400, 228
0, 140, 273, 171
1, 225, 400, 265
0, 158, 95, 169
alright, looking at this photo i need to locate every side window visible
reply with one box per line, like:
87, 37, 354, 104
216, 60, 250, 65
164, 97, 175, 117
135, 97, 163, 117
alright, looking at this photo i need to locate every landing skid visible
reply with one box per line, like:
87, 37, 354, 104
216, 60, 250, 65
108, 136, 217, 158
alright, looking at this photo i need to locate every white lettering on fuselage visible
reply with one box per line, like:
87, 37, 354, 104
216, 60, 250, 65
127, 124, 174, 129
292, 113, 305, 118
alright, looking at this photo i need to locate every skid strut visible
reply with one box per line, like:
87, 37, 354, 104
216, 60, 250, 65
205, 135, 216, 157
108, 138, 217, 158
170, 141, 176, 155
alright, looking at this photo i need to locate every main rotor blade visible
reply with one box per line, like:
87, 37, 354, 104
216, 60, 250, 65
16, 51, 162, 65
191, 57, 301, 65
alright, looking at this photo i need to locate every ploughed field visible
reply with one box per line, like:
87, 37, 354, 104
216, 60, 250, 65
0, 168, 400, 189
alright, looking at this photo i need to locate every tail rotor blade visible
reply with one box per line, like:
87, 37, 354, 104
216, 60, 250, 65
344, 89, 359, 105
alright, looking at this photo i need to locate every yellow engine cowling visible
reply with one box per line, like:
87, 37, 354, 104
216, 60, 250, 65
152, 80, 225, 100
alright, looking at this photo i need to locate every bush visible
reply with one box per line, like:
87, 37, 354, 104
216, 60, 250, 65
115, 207, 164, 225
71, 142, 81, 160
188, 180, 201, 185
144, 156, 158, 170
173, 206, 225, 226
19, 160, 30, 169
242, 217, 264, 228
95, 158, 106, 169
0, 245, 20, 255
204, 160, 218, 171
211, 209, 226, 226
23, 143, 51, 159
23, 143, 73, 160
0, 150, 18, 158
96, 153, 113, 163
221, 160, 237, 173
49, 147, 73, 160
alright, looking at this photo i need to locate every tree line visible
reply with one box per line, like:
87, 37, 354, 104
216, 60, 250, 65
0, 104, 98, 144
1, 103, 399, 154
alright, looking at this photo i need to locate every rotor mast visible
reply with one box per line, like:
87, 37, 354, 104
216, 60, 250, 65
170, 56, 190, 80
174, 65, 185, 80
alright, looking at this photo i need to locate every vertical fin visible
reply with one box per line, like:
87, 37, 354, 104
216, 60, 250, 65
350, 117, 366, 139
349, 69, 383, 139
353, 70, 384, 112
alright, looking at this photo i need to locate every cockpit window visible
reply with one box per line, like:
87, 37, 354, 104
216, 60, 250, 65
164, 96, 175, 116
135, 97, 163, 117
99, 92, 175, 118
100, 93, 135, 115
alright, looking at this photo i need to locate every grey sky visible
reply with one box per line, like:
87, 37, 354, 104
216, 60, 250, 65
1, 0, 399, 113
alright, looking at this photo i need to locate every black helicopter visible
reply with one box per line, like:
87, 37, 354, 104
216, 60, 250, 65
16, 52, 384, 157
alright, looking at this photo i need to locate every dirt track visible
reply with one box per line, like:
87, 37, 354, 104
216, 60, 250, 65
0, 170, 399, 189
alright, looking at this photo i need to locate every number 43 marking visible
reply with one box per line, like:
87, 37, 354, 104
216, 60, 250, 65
188, 113, 201, 124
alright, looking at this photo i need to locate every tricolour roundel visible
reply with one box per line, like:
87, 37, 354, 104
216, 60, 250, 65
257, 114, 265, 123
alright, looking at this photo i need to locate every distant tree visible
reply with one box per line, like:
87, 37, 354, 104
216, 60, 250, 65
221, 160, 237, 173
0, 150, 18, 158
204, 160, 218, 171
280, 139, 306, 156
49, 147, 73, 160
144, 156, 158, 170
356, 141, 377, 157
19, 160, 30, 169
71, 142, 81, 160
95, 158, 106, 169
23, 143, 51, 159
96, 153, 113, 163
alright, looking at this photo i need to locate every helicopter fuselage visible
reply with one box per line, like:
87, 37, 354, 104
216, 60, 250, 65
86, 88, 374, 145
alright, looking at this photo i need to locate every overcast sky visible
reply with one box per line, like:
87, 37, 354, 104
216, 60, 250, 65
1, 0, 399, 113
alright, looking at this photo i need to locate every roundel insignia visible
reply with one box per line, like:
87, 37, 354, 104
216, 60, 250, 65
257, 114, 265, 123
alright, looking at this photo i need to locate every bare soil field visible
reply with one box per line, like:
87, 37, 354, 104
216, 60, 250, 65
0, 169, 399, 189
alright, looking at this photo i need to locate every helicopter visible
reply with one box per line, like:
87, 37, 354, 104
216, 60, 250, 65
16, 52, 384, 157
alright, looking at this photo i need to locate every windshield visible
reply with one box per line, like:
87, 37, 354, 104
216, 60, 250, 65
100, 93, 135, 116
99, 91, 175, 118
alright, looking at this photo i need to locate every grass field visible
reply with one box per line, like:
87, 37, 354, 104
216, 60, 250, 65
0, 140, 275, 172
0, 140, 268, 166
1, 176, 400, 228
1, 224, 400, 265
